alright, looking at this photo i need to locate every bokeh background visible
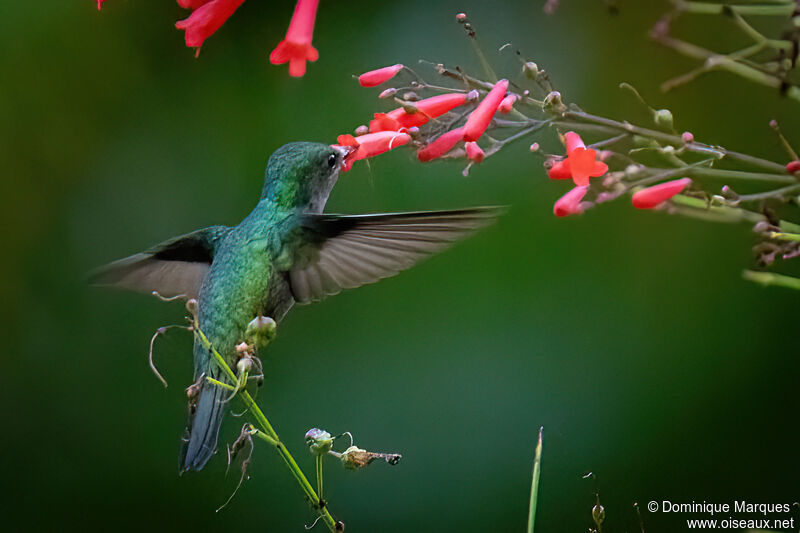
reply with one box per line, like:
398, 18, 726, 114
3, 1, 799, 531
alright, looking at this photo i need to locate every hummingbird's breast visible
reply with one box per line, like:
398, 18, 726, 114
195, 219, 288, 358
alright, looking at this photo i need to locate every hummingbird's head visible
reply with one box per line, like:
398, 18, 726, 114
261, 142, 353, 213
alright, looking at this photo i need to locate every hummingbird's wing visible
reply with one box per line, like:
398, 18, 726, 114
287, 206, 503, 304
88, 225, 230, 300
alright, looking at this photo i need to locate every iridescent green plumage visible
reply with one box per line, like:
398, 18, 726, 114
91, 141, 500, 470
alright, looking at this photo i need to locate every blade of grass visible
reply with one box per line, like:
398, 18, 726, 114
742, 270, 800, 290
527, 426, 544, 533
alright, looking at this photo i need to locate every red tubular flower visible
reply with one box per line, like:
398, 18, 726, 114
359, 64, 404, 88
564, 131, 584, 153
465, 142, 485, 163
631, 178, 692, 209
786, 160, 800, 173
369, 93, 468, 132
553, 186, 589, 217
96, 0, 106, 9
463, 79, 509, 142
175, 0, 245, 56
417, 127, 465, 162
546, 159, 571, 180
269, 0, 319, 77
177, 0, 213, 7
561, 131, 608, 186
335, 131, 411, 171
498, 94, 516, 114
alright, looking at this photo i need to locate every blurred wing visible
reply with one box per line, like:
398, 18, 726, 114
88, 225, 230, 300
288, 207, 503, 304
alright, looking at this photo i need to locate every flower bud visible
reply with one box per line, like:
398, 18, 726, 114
378, 88, 397, 99
595, 191, 616, 204
237, 356, 253, 374
543, 91, 566, 113
354, 125, 369, 136
465, 142, 485, 163
403, 91, 419, 102
186, 298, 198, 316
498, 94, 517, 114
681, 131, 694, 144
654, 108, 673, 129
625, 164, 644, 177
523, 61, 539, 78
553, 186, 589, 217
529, 142, 540, 152
592, 503, 606, 526
305, 428, 334, 455
340, 446, 372, 470
632, 177, 691, 209
456, 12, 467, 22
463, 79, 509, 142
417, 127, 465, 162
786, 160, 800, 174
245, 315, 277, 347
357, 64, 403, 88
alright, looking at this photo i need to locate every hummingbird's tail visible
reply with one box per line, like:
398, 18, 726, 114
181, 343, 226, 472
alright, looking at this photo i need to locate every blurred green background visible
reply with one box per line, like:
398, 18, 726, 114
3, 1, 799, 531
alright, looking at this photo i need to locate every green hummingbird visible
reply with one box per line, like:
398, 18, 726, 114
91, 142, 500, 471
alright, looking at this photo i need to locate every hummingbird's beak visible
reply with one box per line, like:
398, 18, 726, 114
333, 144, 357, 170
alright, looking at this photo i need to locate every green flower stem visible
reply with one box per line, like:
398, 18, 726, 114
527, 427, 543, 533
194, 326, 338, 532
650, 167, 797, 183
555, 111, 789, 173
653, 33, 800, 103
627, 159, 714, 190
737, 182, 800, 202
669, 195, 800, 233
729, 9, 793, 51
249, 427, 280, 452
675, 1, 796, 16
205, 377, 235, 391
316, 454, 324, 504
768, 231, 800, 242
670, 195, 766, 223
742, 270, 800, 290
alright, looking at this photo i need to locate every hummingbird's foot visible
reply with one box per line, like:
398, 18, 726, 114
185, 372, 206, 416
221, 343, 265, 403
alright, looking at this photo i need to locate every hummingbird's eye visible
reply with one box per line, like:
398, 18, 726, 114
327, 153, 337, 168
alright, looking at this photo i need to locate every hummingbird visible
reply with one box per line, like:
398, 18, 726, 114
91, 142, 500, 472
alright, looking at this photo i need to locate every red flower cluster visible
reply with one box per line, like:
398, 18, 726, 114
336, 75, 512, 171
548, 132, 690, 217
99, 0, 320, 77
